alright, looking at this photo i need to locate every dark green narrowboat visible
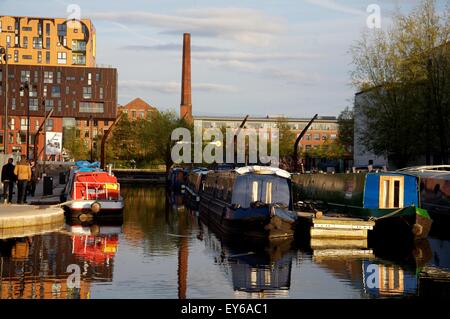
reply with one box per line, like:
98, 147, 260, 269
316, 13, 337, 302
292, 172, 432, 240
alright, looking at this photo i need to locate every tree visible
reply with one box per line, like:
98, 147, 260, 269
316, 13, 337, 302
62, 127, 89, 161
140, 110, 192, 173
350, 0, 449, 167
336, 107, 354, 156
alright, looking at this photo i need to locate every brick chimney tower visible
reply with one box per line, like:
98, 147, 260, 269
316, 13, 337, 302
180, 33, 192, 122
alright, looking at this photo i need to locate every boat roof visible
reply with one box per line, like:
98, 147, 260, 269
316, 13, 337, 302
235, 166, 291, 179
396, 165, 450, 179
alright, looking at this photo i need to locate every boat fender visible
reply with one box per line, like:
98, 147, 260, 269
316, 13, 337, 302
78, 213, 93, 222
91, 201, 101, 214
412, 224, 423, 237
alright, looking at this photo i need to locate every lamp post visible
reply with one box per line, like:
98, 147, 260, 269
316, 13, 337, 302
0, 46, 8, 154
90, 115, 93, 161
20, 81, 31, 159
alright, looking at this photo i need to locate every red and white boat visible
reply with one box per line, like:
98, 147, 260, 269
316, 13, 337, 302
62, 161, 124, 218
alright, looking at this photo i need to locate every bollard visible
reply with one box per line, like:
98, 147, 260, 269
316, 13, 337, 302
43, 176, 53, 196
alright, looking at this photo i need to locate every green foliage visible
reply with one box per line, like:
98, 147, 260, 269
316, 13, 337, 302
336, 107, 354, 156
62, 127, 89, 161
350, 0, 450, 167
275, 117, 296, 159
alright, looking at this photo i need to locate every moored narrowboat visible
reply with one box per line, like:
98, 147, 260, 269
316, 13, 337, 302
184, 167, 208, 210
199, 165, 298, 240
292, 172, 433, 241
61, 161, 124, 220
397, 166, 450, 223
168, 167, 188, 193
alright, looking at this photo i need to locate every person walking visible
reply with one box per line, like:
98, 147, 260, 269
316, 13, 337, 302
1, 158, 16, 204
14, 156, 32, 204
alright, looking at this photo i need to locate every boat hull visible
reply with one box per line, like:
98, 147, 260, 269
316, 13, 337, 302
199, 194, 297, 240
64, 198, 124, 219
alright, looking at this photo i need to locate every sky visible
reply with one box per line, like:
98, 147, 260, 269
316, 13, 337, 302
1, 0, 446, 118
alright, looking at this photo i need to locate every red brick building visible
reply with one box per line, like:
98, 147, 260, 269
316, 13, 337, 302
118, 97, 156, 120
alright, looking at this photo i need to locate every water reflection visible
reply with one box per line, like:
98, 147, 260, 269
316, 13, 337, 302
0, 186, 449, 299
197, 218, 295, 298
0, 219, 123, 299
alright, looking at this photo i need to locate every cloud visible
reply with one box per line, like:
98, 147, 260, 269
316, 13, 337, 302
305, 0, 365, 16
120, 44, 323, 62
205, 60, 320, 85
90, 7, 285, 46
121, 43, 223, 52
120, 80, 238, 94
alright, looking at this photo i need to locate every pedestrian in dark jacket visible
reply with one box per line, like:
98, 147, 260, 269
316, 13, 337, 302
1, 158, 16, 203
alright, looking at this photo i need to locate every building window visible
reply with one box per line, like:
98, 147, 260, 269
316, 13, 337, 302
10, 118, 15, 130
46, 23, 50, 36
65, 86, 70, 94
46, 119, 54, 131
45, 37, 50, 49
57, 71, 61, 84
140, 111, 145, 118
72, 53, 86, 65
38, 22, 42, 36
23, 36, 28, 49
29, 86, 38, 97
96, 73, 101, 81
104, 120, 109, 126
22, 26, 32, 31
132, 111, 136, 119
88, 73, 92, 85
43, 85, 47, 97
99, 87, 103, 99
46, 51, 50, 64
44, 72, 53, 83
57, 99, 62, 112
93, 120, 98, 126
11, 98, 16, 110
314, 133, 320, 140
79, 102, 104, 113
72, 100, 76, 109
6, 35, 11, 47
51, 86, 61, 97
57, 24, 67, 36
14, 50, 18, 62
35, 120, 40, 131
82, 86, 92, 99
22, 55, 32, 60
29, 98, 39, 111
20, 118, 28, 131
57, 52, 66, 64
72, 40, 86, 51
32, 37, 42, 49
20, 70, 30, 83
37, 51, 42, 63
84, 130, 89, 138
45, 99, 54, 111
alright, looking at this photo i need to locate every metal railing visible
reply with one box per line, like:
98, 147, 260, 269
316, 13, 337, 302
73, 181, 120, 200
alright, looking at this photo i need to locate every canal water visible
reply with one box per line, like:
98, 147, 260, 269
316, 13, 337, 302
1, 186, 449, 299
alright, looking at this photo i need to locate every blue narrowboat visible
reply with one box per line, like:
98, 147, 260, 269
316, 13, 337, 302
292, 172, 433, 240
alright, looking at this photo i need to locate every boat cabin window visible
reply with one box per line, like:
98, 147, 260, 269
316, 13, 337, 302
379, 176, 404, 209
232, 175, 290, 208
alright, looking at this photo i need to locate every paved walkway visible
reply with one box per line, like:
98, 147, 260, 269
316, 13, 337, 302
0, 174, 66, 234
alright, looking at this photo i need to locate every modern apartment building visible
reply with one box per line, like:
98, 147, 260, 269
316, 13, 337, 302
0, 15, 96, 67
0, 15, 117, 159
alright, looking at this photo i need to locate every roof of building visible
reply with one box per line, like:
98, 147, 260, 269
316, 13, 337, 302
120, 98, 156, 111
193, 115, 337, 122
